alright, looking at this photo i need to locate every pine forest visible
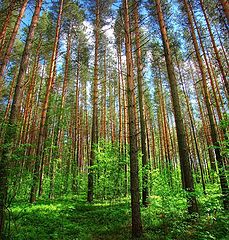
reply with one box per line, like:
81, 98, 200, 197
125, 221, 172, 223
0, 0, 228, 239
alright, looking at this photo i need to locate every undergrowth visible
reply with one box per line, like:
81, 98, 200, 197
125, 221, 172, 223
4, 190, 229, 240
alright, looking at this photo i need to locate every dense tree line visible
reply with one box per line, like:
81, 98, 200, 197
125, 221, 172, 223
0, 0, 228, 238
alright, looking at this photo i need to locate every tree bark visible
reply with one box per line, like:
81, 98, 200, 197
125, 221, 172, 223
100, 45, 107, 139
87, 0, 100, 203
72, 48, 80, 193
156, 0, 198, 214
177, 57, 206, 194
133, 0, 149, 207
0, 0, 29, 85
0, 0, 17, 50
10, 0, 43, 123
30, 0, 63, 203
123, 0, 143, 237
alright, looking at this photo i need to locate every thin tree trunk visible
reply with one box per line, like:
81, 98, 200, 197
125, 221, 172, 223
21, 35, 41, 146
133, 0, 149, 207
123, 0, 143, 237
191, 65, 216, 172
72, 48, 80, 193
117, 43, 123, 153
177, 57, 206, 194
100, 46, 107, 139
87, 0, 100, 203
3, 69, 17, 122
118, 40, 128, 195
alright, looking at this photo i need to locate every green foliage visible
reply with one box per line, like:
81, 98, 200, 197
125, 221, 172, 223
3, 138, 228, 239
7, 197, 131, 240
6, 192, 229, 240
3, 135, 228, 239
219, 114, 229, 158
93, 139, 129, 200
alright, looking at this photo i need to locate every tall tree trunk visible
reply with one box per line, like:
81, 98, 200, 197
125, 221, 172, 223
21, 35, 41, 147
87, 0, 100, 203
123, 0, 143, 237
177, 57, 206, 194
117, 44, 123, 154
100, 46, 107, 139
155, 0, 198, 214
111, 79, 116, 143
190, 65, 216, 172
30, 0, 63, 203
118, 40, 129, 195
72, 48, 80, 193
160, 82, 172, 186
133, 0, 149, 207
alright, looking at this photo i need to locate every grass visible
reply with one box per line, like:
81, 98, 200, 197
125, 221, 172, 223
6, 197, 132, 240
4, 194, 229, 240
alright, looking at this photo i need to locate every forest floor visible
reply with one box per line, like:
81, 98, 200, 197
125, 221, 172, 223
5, 195, 229, 240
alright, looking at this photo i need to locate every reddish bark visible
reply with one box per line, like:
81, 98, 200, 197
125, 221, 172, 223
30, 0, 63, 203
